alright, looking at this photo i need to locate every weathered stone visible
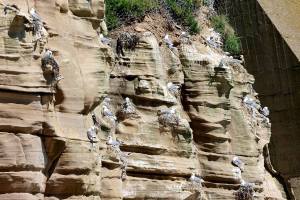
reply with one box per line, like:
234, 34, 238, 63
68, 0, 104, 18
0, 0, 291, 199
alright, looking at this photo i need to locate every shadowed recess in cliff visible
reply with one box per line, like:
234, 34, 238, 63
218, 0, 300, 198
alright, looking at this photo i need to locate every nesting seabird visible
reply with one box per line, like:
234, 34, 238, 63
87, 126, 98, 142
167, 82, 180, 97
30, 8, 41, 21
232, 156, 245, 171
106, 135, 121, 147
41, 49, 53, 67
125, 97, 131, 106
218, 57, 228, 68
102, 105, 116, 120
124, 97, 132, 108
189, 173, 204, 184
243, 96, 257, 108
43, 49, 53, 59
164, 34, 173, 48
181, 31, 187, 37
170, 107, 176, 114
121, 97, 136, 115
103, 97, 111, 107
261, 106, 270, 117
240, 179, 255, 188
243, 96, 253, 105
100, 34, 111, 45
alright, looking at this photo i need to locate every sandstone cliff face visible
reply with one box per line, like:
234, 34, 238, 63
0, 1, 287, 199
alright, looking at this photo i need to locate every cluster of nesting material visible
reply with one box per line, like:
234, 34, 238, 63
117, 97, 139, 120
41, 49, 64, 82
158, 107, 180, 127
206, 28, 223, 49
230, 157, 255, 199
235, 180, 255, 200
116, 32, 140, 56
101, 97, 117, 122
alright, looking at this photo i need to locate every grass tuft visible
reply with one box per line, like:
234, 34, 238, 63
166, 0, 201, 34
105, 0, 159, 30
224, 34, 240, 55
211, 14, 241, 55
105, 0, 201, 34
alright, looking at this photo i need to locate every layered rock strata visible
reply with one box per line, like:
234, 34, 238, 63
0, 1, 288, 199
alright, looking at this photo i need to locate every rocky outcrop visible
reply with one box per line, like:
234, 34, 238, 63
0, 0, 288, 199
179, 41, 286, 199
0, 1, 107, 199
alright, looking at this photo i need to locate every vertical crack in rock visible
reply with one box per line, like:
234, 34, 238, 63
263, 144, 294, 200
43, 137, 66, 180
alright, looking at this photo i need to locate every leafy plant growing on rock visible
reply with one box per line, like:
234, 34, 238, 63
224, 34, 240, 55
105, 0, 159, 30
105, 0, 201, 34
211, 14, 241, 55
165, 0, 201, 34
211, 14, 228, 34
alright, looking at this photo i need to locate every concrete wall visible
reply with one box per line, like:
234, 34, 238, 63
220, 0, 300, 198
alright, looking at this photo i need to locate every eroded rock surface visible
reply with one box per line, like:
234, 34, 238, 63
0, 1, 288, 199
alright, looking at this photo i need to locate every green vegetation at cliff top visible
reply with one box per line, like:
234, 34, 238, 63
105, 0, 158, 30
105, 0, 201, 34
166, 0, 201, 34
211, 14, 241, 54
